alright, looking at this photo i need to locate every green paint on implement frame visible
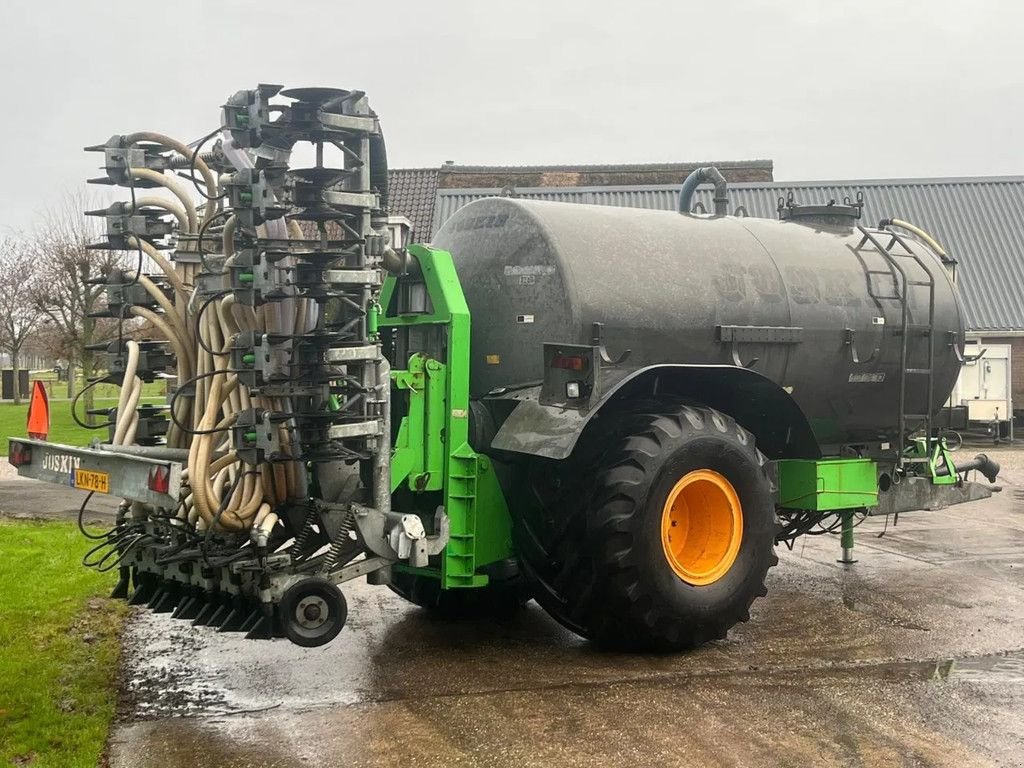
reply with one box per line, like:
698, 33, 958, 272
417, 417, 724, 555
381, 245, 514, 589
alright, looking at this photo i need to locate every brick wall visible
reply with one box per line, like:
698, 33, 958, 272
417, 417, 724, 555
437, 161, 774, 190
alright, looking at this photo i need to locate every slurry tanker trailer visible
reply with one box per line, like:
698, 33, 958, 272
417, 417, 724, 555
9, 85, 1000, 649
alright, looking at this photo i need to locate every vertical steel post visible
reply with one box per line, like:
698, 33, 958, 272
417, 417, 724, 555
838, 510, 857, 564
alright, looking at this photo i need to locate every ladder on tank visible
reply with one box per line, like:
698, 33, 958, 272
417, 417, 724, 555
856, 224, 936, 469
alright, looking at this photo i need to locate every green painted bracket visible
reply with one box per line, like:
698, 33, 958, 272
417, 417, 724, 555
390, 354, 445, 493
908, 438, 958, 486
382, 245, 515, 589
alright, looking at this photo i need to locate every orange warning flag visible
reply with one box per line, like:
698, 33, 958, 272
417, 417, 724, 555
26, 381, 49, 440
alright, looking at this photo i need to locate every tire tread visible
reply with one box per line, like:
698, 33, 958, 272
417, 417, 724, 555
514, 406, 778, 651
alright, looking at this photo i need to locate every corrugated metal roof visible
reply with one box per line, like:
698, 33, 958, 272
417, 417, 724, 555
391, 161, 773, 239
434, 177, 1024, 332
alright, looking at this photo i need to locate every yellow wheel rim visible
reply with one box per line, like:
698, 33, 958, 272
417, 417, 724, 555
660, 469, 743, 586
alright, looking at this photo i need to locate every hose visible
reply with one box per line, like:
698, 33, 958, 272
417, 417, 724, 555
124, 131, 220, 223
123, 268, 190, 342
130, 168, 198, 233
113, 341, 140, 445
133, 196, 189, 233
222, 215, 237, 258
878, 218, 952, 263
369, 130, 388, 210
125, 236, 189, 300
96, 108, 387, 548
116, 128, 282, 534
117, 376, 143, 446
129, 306, 193, 379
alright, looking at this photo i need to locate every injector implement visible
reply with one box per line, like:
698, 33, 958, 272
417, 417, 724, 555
11, 86, 1000, 650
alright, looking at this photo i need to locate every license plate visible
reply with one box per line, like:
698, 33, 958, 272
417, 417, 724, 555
74, 468, 110, 494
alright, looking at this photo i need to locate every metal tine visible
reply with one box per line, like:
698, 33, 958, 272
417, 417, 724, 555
217, 602, 248, 632
152, 585, 180, 613
199, 595, 233, 626
146, 587, 166, 609
205, 601, 231, 627
171, 594, 198, 620
238, 607, 262, 633
110, 566, 131, 600
244, 615, 275, 640
176, 594, 203, 621
191, 598, 217, 626
127, 575, 156, 605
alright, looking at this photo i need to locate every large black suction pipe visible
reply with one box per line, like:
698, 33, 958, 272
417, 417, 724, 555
935, 453, 1001, 483
677, 166, 729, 216
369, 129, 388, 211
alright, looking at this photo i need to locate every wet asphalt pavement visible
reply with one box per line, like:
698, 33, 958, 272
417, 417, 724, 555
0, 478, 121, 523
4, 451, 1024, 767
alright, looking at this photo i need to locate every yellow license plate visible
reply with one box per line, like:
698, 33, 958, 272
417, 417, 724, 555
74, 469, 110, 494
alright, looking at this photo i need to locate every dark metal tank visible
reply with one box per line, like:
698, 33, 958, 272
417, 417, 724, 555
432, 197, 965, 447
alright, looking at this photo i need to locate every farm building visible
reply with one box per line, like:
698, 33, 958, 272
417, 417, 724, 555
390, 165, 1024, 424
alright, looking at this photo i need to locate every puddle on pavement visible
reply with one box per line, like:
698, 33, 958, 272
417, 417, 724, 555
930, 650, 1024, 684
839, 592, 931, 631
861, 650, 1024, 685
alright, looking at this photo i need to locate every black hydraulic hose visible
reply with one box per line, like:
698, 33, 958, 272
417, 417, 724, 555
201, 469, 250, 567
677, 166, 729, 216
77, 491, 118, 540
167, 368, 244, 436
70, 378, 114, 431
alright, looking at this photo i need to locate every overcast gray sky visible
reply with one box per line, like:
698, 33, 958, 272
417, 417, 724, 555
1, 0, 1022, 230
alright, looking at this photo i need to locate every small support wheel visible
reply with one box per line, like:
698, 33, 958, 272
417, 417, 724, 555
279, 577, 348, 647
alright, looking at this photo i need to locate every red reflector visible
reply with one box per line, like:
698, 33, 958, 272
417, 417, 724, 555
8, 441, 32, 467
551, 355, 587, 371
26, 381, 49, 440
148, 465, 171, 494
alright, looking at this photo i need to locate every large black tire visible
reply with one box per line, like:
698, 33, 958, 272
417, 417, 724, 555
388, 562, 530, 618
514, 405, 778, 651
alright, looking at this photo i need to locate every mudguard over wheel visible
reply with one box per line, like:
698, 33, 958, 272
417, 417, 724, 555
515, 405, 778, 651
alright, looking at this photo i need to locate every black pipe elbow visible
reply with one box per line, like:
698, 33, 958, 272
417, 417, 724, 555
966, 453, 1001, 483
936, 452, 1001, 483
678, 166, 729, 216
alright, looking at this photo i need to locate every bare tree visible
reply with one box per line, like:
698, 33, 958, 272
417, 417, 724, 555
29, 191, 125, 413
0, 239, 45, 403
